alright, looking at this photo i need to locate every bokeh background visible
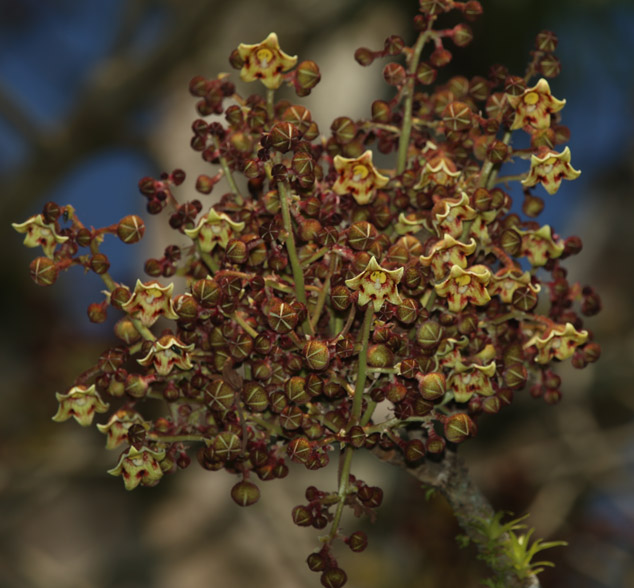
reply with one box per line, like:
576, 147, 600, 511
1, 0, 633, 587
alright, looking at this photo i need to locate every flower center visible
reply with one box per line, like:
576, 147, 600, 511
256, 48, 273, 67
455, 274, 471, 290
370, 270, 387, 289
524, 91, 539, 105
352, 164, 369, 182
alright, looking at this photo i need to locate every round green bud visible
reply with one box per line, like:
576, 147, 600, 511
29, 257, 58, 286
303, 340, 330, 371
444, 413, 477, 444
231, 480, 260, 507
117, 215, 145, 244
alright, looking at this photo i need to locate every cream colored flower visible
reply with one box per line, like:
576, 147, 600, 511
449, 361, 497, 403
524, 322, 588, 364
414, 157, 461, 190
12, 214, 69, 259
488, 268, 541, 303
121, 280, 178, 327
108, 446, 166, 490
137, 335, 195, 376
430, 192, 477, 239
52, 384, 109, 427
516, 225, 564, 267
97, 409, 149, 450
420, 234, 477, 280
434, 264, 492, 313
521, 147, 581, 195
184, 208, 245, 253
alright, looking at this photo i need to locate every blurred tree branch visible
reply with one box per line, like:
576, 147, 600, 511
378, 449, 542, 588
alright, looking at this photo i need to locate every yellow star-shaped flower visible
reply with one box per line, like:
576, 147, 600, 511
332, 150, 389, 205
345, 256, 404, 312
137, 335, 195, 376
184, 208, 245, 253
521, 147, 581, 195
434, 264, 492, 313
419, 234, 477, 280
237, 32, 298, 90
121, 280, 178, 327
52, 384, 109, 427
108, 445, 166, 490
524, 322, 588, 364
12, 214, 69, 259
507, 78, 565, 131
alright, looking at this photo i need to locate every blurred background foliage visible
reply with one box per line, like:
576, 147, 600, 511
1, 0, 633, 586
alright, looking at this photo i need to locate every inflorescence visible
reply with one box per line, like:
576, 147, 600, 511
13, 1, 601, 586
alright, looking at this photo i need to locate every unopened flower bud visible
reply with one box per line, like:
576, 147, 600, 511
331, 116, 357, 145
348, 530, 369, 552
500, 228, 522, 257
536, 30, 558, 52
303, 340, 330, 371
330, 285, 351, 311
231, 480, 260, 507
367, 343, 394, 368
416, 62, 437, 85
192, 278, 221, 307
114, 318, 141, 344
522, 193, 544, 218
419, 372, 446, 401
503, 363, 527, 389
430, 47, 452, 68
269, 122, 298, 152
90, 253, 110, 274
29, 257, 58, 286
416, 320, 443, 350
88, 302, 107, 323
296, 60, 321, 91
306, 552, 327, 572
404, 439, 426, 464
384, 35, 404, 55
452, 23, 473, 47
444, 413, 477, 443
371, 100, 391, 123
321, 568, 347, 588
287, 437, 311, 464
512, 286, 538, 312
354, 47, 375, 66
292, 505, 313, 527
383, 62, 406, 86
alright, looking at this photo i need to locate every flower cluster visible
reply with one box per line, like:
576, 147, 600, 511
14, 1, 600, 586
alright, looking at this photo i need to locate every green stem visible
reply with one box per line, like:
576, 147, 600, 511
479, 131, 512, 189
328, 445, 354, 541
232, 311, 258, 338
130, 317, 157, 342
351, 305, 374, 424
300, 246, 329, 268
198, 244, 219, 274
213, 136, 244, 205
266, 88, 275, 120
360, 399, 377, 427
397, 30, 431, 174
309, 254, 336, 332
148, 434, 206, 443
277, 180, 313, 334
